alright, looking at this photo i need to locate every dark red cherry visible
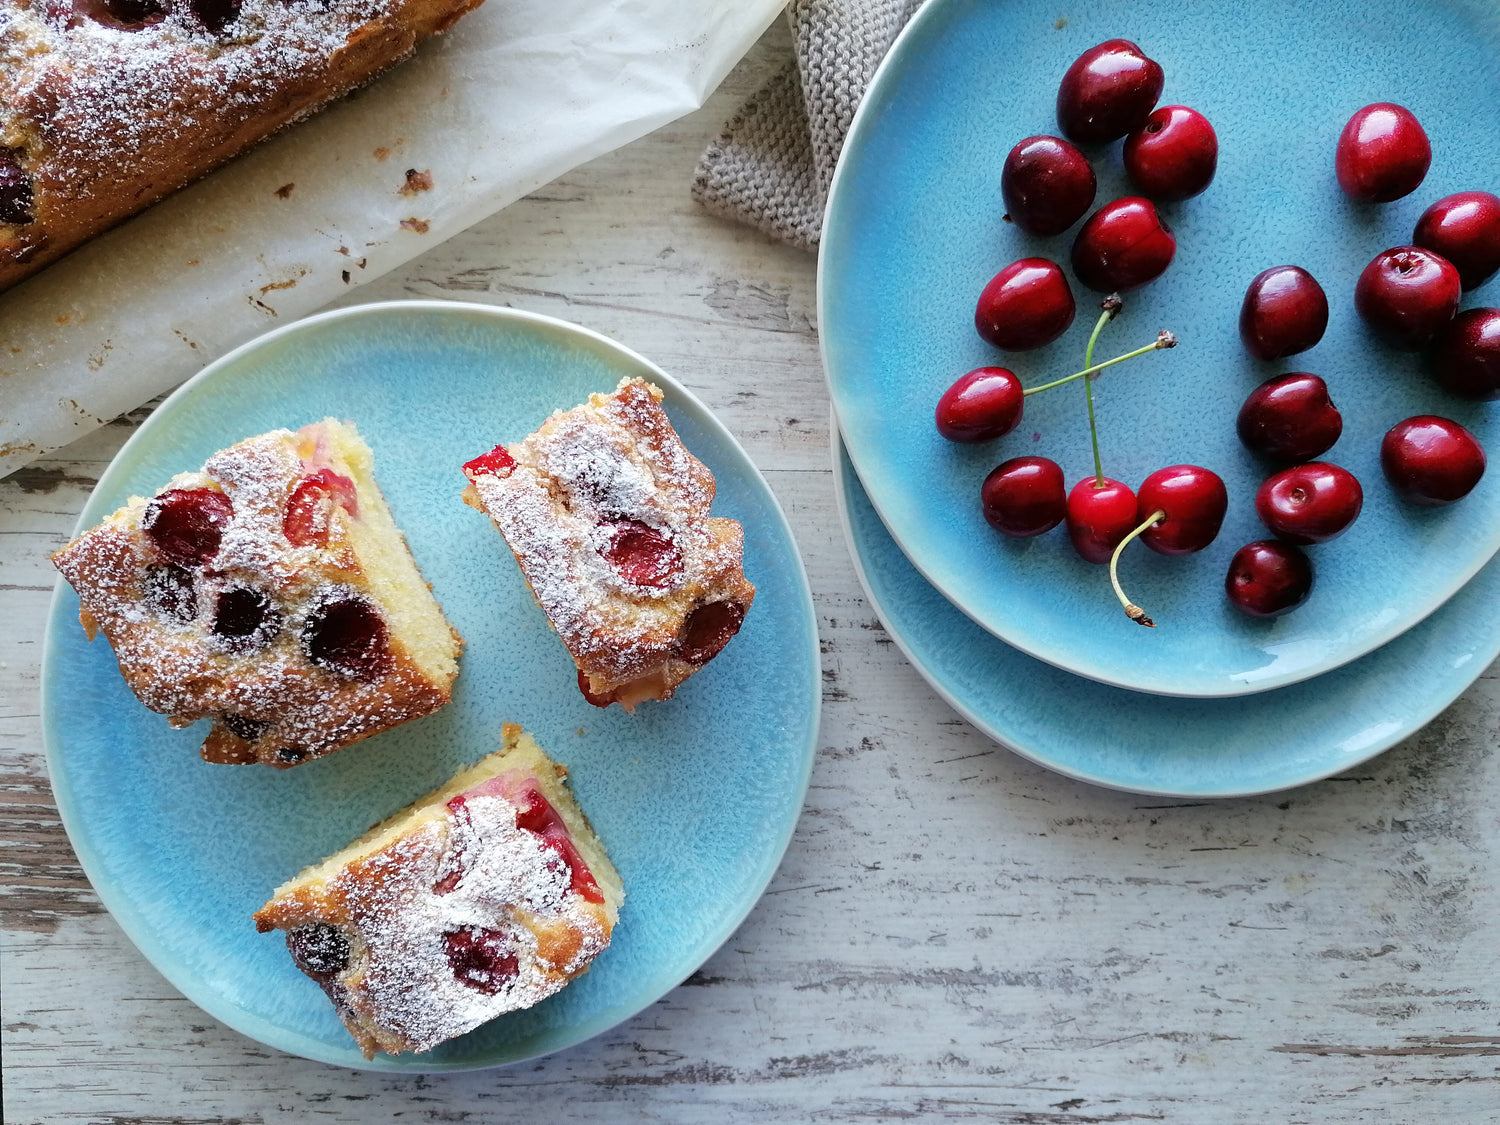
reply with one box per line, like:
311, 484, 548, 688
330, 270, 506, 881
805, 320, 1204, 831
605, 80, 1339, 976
512, 780, 605, 903
283, 469, 357, 548
143, 563, 198, 622
576, 669, 615, 708
1413, 191, 1500, 291
980, 456, 1066, 538
1123, 106, 1218, 201
302, 592, 392, 679
1056, 39, 1164, 144
974, 258, 1076, 350
0, 148, 34, 225
1255, 462, 1363, 545
1335, 103, 1431, 203
221, 713, 270, 742
445, 927, 520, 994
1066, 476, 1138, 564
1136, 465, 1227, 555
1380, 416, 1486, 506
185, 0, 239, 33
1225, 540, 1314, 618
603, 520, 682, 587
935, 367, 1024, 443
212, 587, 277, 650
1431, 308, 1500, 400
462, 443, 516, 479
143, 487, 232, 566
286, 923, 350, 982
74, 0, 165, 26
1001, 136, 1097, 236
1236, 372, 1343, 462
1071, 197, 1175, 292
678, 599, 747, 665
1355, 246, 1461, 351
1239, 265, 1329, 360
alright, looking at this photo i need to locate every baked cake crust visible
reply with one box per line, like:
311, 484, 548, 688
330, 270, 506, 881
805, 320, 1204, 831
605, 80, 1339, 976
461, 377, 756, 711
254, 724, 624, 1057
52, 419, 462, 767
0, 0, 484, 291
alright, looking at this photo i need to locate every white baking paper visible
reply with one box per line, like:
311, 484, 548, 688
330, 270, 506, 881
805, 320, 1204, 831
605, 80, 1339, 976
0, 0, 785, 476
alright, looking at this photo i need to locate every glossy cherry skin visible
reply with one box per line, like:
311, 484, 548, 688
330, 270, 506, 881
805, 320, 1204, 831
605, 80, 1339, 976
1225, 540, 1314, 618
1236, 372, 1343, 462
1335, 103, 1431, 203
1066, 476, 1139, 564
1413, 191, 1500, 291
974, 258, 1076, 350
1380, 416, 1486, 506
1136, 464, 1227, 555
980, 456, 1066, 537
1354, 246, 1461, 351
935, 367, 1024, 442
1071, 197, 1175, 292
1056, 39, 1164, 144
1431, 308, 1500, 400
1123, 106, 1218, 201
1239, 265, 1329, 360
1001, 136, 1097, 236
1255, 462, 1363, 545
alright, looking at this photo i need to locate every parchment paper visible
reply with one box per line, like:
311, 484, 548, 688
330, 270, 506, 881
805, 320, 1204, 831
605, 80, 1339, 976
0, 0, 785, 477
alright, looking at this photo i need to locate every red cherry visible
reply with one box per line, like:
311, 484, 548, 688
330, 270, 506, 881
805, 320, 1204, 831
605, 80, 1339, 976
185, 0, 239, 33
1239, 265, 1329, 360
1225, 540, 1313, 618
142, 487, 232, 566
1255, 462, 1363, 545
1335, 103, 1431, 203
1413, 191, 1500, 291
1056, 39, 1164, 144
463, 443, 516, 479
1380, 415, 1486, 506
0, 148, 33, 224
576, 669, 616, 709
1001, 136, 1097, 236
1354, 246, 1461, 351
1431, 308, 1500, 400
445, 927, 520, 994
975, 258, 1076, 350
512, 780, 605, 903
1066, 476, 1138, 564
286, 924, 350, 982
1236, 372, 1343, 462
980, 456, 1066, 537
143, 563, 197, 622
678, 599, 747, 665
602, 520, 682, 587
212, 586, 277, 650
935, 367, 1024, 443
301, 592, 392, 680
1071, 197, 1175, 292
1136, 465, 1227, 555
283, 469, 357, 548
1123, 106, 1218, 201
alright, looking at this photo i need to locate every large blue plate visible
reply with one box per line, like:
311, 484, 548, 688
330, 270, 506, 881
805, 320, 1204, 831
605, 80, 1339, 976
821, 0, 1500, 696
41, 302, 820, 1071
835, 426, 1500, 797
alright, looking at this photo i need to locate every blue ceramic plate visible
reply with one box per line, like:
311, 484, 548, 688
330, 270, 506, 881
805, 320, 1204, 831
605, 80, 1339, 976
820, 0, 1500, 697
835, 425, 1500, 796
41, 302, 820, 1071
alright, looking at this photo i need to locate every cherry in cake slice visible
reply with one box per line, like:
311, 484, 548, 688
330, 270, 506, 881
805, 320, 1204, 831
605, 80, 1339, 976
253, 724, 624, 1058
52, 419, 462, 767
461, 377, 755, 711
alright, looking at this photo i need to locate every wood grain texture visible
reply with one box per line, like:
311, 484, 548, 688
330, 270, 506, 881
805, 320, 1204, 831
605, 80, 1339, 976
3, 22, 1499, 1124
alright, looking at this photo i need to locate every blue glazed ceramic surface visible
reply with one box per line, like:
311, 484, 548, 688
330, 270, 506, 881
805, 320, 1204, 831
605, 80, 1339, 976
835, 428, 1500, 797
820, 0, 1500, 696
41, 302, 820, 1071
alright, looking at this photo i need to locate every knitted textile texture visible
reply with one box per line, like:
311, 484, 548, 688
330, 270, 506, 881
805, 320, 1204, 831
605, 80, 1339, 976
693, 0, 922, 251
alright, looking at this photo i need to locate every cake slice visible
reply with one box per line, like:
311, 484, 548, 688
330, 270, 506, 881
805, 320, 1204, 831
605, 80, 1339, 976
52, 419, 462, 767
460, 377, 755, 711
253, 724, 624, 1058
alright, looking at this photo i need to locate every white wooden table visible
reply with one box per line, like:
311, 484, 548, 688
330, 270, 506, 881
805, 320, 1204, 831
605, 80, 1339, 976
4, 25, 1498, 1123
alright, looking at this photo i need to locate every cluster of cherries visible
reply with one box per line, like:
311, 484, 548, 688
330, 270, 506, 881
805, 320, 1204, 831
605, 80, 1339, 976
936, 39, 1228, 627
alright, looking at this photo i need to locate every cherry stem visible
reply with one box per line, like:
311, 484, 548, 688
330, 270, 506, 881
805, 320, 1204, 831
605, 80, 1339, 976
1082, 299, 1120, 488
1022, 335, 1178, 396
1109, 508, 1166, 628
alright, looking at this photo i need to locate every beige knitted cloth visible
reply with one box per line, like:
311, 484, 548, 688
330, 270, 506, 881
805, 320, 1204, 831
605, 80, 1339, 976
693, 0, 923, 251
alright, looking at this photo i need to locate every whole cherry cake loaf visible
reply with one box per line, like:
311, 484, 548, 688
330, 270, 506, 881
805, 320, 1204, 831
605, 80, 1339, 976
52, 419, 462, 767
254, 724, 624, 1058
461, 377, 756, 711
0, 0, 484, 290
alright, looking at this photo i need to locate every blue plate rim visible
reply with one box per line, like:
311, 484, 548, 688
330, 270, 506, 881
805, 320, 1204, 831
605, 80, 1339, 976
815, 0, 1500, 700
40, 299, 822, 1072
